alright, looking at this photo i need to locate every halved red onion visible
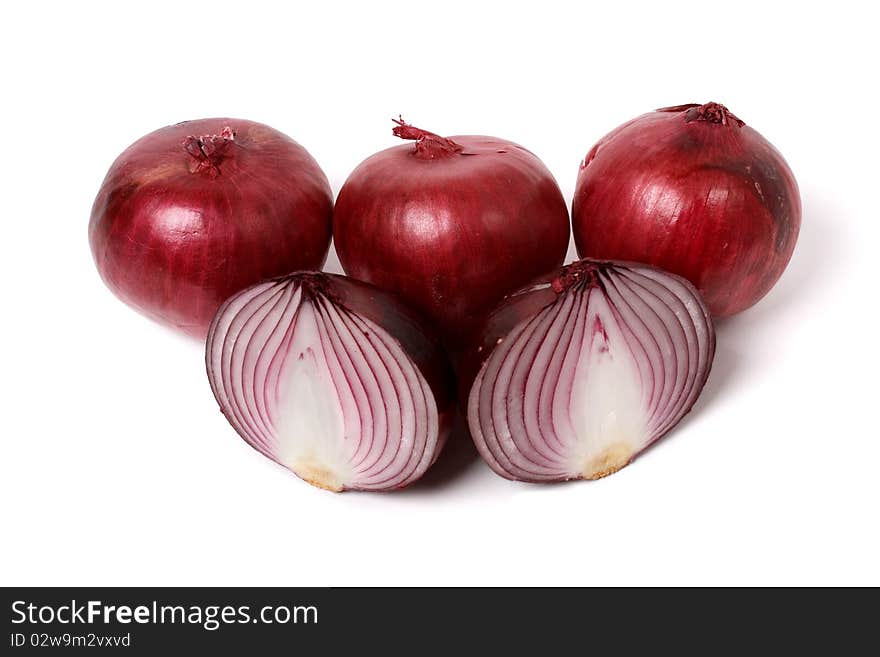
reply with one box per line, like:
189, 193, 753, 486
206, 273, 454, 492
465, 259, 715, 482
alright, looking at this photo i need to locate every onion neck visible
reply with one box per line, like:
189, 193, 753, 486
658, 102, 745, 127
392, 117, 462, 160
551, 260, 603, 294
293, 272, 336, 302
686, 102, 744, 126
182, 126, 235, 177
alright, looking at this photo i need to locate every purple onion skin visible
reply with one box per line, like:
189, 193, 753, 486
90, 118, 333, 339
333, 119, 570, 347
206, 272, 455, 492
572, 102, 800, 317
457, 274, 560, 398
463, 259, 716, 483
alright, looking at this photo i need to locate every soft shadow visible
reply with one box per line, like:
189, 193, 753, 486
648, 330, 738, 449
671, 187, 842, 430
692, 324, 740, 412
405, 412, 481, 493
741, 190, 843, 320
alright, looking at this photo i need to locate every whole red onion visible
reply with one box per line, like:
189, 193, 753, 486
572, 103, 801, 317
206, 272, 454, 492
89, 118, 333, 338
464, 258, 715, 483
333, 118, 570, 345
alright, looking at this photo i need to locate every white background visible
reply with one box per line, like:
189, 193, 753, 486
2, 0, 878, 586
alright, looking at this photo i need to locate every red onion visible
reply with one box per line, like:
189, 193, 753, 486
465, 259, 715, 483
206, 272, 455, 492
90, 118, 333, 338
333, 118, 570, 345
572, 102, 801, 317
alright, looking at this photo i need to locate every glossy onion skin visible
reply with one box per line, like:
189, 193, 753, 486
206, 272, 455, 492
90, 118, 333, 338
572, 103, 801, 317
333, 130, 570, 344
463, 259, 715, 483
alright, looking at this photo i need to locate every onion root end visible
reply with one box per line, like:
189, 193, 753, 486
581, 442, 635, 480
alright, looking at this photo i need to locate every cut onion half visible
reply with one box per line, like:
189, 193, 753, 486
465, 259, 715, 483
206, 273, 454, 492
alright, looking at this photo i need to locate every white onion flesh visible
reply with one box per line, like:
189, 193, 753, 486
467, 261, 715, 482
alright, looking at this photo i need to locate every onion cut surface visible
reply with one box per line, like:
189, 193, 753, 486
466, 260, 715, 482
206, 273, 454, 492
